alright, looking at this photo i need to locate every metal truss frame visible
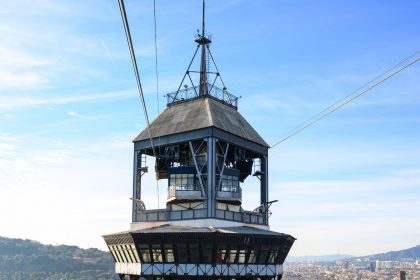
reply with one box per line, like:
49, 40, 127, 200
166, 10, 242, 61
116, 263, 282, 279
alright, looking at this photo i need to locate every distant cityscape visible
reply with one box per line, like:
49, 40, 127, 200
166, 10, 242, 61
284, 258, 420, 279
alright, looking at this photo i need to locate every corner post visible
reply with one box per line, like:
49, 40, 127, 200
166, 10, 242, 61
132, 150, 141, 222
207, 137, 216, 218
260, 154, 269, 223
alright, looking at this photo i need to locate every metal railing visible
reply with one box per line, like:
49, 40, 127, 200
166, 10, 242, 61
216, 187, 242, 201
167, 185, 203, 201
166, 83, 238, 109
135, 207, 266, 225
215, 209, 264, 225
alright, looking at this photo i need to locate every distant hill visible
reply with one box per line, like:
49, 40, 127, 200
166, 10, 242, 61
286, 245, 420, 263
357, 245, 420, 261
286, 254, 354, 263
0, 236, 117, 280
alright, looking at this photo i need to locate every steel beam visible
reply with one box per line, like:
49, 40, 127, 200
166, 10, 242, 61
134, 127, 268, 156
188, 141, 206, 197
207, 137, 216, 218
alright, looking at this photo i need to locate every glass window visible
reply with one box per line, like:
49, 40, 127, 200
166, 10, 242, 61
169, 173, 196, 191
152, 244, 163, 262
238, 249, 246, 263
131, 244, 140, 263
219, 175, 240, 192
139, 244, 151, 262
164, 244, 174, 262
189, 244, 200, 263
118, 245, 129, 262
268, 250, 278, 263
248, 250, 256, 263
109, 246, 120, 262
116, 246, 125, 263
177, 244, 188, 263
124, 244, 135, 262
202, 244, 213, 263
227, 249, 237, 263
257, 245, 270, 263
216, 244, 228, 263
124, 245, 133, 262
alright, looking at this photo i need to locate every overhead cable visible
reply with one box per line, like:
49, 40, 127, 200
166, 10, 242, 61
270, 51, 419, 148
153, 0, 161, 208
117, 0, 156, 157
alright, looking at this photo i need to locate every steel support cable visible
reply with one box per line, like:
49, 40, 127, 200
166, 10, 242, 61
278, 51, 420, 138
270, 52, 420, 148
206, 45, 226, 88
153, 0, 161, 208
297, 95, 420, 145
301, 51, 419, 127
117, 0, 156, 158
153, 0, 160, 115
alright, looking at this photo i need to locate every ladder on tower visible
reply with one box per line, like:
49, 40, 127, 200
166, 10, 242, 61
139, 153, 148, 177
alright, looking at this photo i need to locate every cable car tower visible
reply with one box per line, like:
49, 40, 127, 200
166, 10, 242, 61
103, 1, 295, 279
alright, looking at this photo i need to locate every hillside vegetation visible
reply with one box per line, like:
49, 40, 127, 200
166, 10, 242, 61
362, 245, 420, 261
0, 236, 117, 280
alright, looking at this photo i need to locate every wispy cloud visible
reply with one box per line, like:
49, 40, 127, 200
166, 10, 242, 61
100, 39, 116, 68
0, 90, 135, 109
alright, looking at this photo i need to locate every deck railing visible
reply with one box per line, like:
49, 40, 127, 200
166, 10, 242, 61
216, 187, 242, 202
136, 207, 265, 225
167, 185, 203, 201
166, 83, 238, 109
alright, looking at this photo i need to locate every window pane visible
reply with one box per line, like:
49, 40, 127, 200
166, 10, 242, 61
268, 250, 278, 263
189, 244, 200, 263
202, 244, 213, 263
257, 245, 270, 263
238, 249, 246, 263
248, 250, 256, 263
216, 245, 227, 263
177, 244, 188, 263
152, 244, 163, 262
115, 249, 123, 262
125, 244, 135, 262
131, 244, 140, 262
164, 244, 174, 263
109, 246, 120, 262
187, 174, 195, 190
139, 244, 151, 262
227, 249, 237, 263
118, 245, 129, 262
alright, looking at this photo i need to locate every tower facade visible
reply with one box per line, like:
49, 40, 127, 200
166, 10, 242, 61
103, 2, 295, 279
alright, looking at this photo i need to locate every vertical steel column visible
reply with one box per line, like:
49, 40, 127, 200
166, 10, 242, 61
260, 155, 269, 224
132, 150, 141, 222
207, 137, 216, 218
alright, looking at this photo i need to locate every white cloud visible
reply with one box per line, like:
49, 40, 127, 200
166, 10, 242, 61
0, 134, 134, 249
267, 167, 420, 255
0, 69, 51, 90
0, 90, 135, 109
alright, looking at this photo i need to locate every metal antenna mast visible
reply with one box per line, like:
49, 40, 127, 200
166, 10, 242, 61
172, 0, 228, 102
198, 0, 208, 96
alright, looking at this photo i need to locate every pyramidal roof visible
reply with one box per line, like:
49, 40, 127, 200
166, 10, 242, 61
133, 97, 269, 147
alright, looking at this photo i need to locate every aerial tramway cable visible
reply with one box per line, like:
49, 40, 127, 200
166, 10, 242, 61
153, 0, 160, 115
118, 0, 161, 208
153, 0, 161, 208
270, 51, 420, 148
117, 0, 157, 158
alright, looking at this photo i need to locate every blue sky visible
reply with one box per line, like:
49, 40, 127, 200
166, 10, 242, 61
0, 0, 419, 256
